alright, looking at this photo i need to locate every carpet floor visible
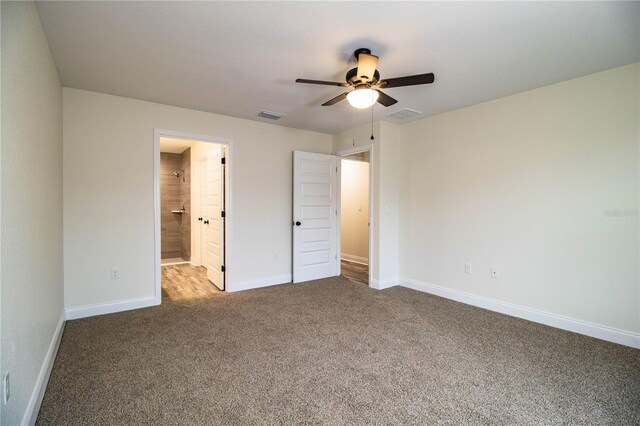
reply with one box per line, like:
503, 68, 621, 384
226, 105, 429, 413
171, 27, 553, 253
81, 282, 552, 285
37, 276, 640, 425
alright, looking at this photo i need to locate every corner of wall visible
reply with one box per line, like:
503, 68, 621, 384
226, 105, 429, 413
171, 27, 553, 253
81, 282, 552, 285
1, 2, 65, 424
376, 121, 401, 283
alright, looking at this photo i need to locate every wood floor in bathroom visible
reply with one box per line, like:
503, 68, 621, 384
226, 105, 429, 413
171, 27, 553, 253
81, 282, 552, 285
161, 263, 222, 302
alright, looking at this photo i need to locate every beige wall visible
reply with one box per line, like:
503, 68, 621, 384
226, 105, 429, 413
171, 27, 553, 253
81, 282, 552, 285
378, 122, 401, 285
399, 63, 639, 334
1, 2, 64, 424
340, 159, 369, 264
63, 88, 332, 309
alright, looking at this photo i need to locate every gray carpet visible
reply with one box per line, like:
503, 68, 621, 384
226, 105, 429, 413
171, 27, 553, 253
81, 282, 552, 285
37, 276, 640, 425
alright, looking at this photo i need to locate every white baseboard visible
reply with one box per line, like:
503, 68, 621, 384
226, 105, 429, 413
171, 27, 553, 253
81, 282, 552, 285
228, 274, 292, 292
65, 296, 157, 320
371, 277, 398, 290
22, 311, 65, 426
400, 278, 640, 349
340, 253, 369, 265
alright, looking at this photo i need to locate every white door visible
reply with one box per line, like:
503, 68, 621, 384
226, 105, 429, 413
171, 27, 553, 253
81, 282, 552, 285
293, 151, 338, 283
200, 159, 209, 268
193, 159, 206, 266
203, 146, 225, 290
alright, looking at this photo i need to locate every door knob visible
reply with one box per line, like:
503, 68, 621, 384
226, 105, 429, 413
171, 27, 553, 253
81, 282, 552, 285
198, 217, 203, 221
204, 220, 209, 225
294, 221, 301, 226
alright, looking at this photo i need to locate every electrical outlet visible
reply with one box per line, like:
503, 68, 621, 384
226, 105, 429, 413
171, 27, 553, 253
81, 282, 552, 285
464, 263, 472, 274
491, 266, 499, 279
111, 268, 120, 280
3, 372, 10, 404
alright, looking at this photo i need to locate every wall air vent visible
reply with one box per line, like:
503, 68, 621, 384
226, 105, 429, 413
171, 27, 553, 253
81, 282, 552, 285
388, 108, 421, 120
257, 110, 286, 120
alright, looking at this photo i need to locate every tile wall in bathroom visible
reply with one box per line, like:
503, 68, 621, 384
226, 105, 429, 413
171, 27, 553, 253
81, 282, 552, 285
160, 150, 190, 260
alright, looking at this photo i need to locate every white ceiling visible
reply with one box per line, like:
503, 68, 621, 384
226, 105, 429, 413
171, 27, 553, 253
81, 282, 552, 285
36, 1, 639, 135
160, 137, 195, 154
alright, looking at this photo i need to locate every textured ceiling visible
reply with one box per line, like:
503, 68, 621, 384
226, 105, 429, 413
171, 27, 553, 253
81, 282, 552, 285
36, 1, 639, 135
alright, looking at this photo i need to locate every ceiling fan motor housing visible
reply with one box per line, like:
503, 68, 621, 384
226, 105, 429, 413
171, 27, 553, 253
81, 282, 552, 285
353, 48, 372, 59
346, 67, 380, 86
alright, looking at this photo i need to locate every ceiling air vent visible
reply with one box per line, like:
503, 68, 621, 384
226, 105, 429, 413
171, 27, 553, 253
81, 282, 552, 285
388, 108, 421, 120
257, 110, 285, 120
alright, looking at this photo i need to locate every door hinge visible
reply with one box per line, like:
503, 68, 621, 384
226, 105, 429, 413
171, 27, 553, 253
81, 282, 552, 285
221, 210, 225, 218
335, 254, 337, 260
221, 157, 226, 164
221, 265, 225, 272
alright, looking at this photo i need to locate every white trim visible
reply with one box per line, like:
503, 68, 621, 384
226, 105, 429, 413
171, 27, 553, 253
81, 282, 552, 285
22, 312, 65, 426
335, 145, 374, 157
154, 129, 234, 298
228, 274, 292, 293
371, 277, 397, 290
65, 296, 156, 320
154, 130, 161, 303
335, 155, 342, 278
336, 145, 374, 289
341, 254, 369, 265
400, 278, 640, 349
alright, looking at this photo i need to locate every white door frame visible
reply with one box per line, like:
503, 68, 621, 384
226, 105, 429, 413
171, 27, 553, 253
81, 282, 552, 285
154, 129, 234, 303
336, 144, 374, 288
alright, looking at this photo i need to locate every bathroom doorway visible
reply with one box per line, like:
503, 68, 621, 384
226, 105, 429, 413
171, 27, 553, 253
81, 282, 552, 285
155, 130, 233, 303
339, 150, 370, 286
159, 142, 192, 265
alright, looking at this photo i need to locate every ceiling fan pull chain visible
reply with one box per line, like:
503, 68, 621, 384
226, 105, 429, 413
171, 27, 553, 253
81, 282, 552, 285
352, 109, 356, 146
370, 107, 375, 140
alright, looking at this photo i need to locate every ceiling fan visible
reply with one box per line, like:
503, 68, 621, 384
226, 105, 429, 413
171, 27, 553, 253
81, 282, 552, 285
295, 48, 435, 109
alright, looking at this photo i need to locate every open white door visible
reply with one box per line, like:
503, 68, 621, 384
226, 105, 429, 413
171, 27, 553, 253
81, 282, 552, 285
200, 159, 210, 270
204, 146, 225, 290
293, 151, 338, 283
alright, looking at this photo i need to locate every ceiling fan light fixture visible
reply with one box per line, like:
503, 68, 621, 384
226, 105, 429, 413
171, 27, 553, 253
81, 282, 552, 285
347, 87, 379, 109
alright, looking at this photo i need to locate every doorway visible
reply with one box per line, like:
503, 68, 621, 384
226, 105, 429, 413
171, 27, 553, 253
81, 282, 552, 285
292, 148, 373, 286
339, 150, 370, 286
154, 130, 233, 303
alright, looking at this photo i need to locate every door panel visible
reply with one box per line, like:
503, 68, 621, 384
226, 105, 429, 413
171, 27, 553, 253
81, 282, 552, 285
293, 151, 338, 283
204, 145, 224, 290
200, 160, 210, 269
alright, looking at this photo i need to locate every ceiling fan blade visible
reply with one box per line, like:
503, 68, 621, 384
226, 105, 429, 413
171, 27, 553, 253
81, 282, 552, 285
321, 92, 349, 106
378, 73, 435, 88
375, 90, 398, 107
356, 53, 379, 82
296, 78, 349, 87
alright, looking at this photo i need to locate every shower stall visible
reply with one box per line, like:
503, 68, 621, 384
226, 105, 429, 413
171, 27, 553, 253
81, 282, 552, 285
160, 149, 191, 263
